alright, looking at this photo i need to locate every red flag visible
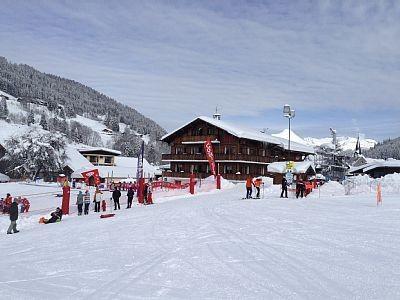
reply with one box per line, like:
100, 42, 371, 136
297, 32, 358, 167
204, 138, 216, 176
81, 169, 101, 186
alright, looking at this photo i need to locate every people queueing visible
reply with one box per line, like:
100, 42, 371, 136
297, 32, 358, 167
127, 186, 134, 209
7, 198, 19, 234
42, 207, 63, 224
296, 179, 305, 199
83, 190, 91, 215
245, 176, 254, 199
112, 187, 121, 210
280, 177, 288, 198
76, 191, 84, 216
253, 178, 262, 198
93, 187, 102, 212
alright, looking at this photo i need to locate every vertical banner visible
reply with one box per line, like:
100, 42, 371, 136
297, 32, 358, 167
136, 141, 145, 181
81, 169, 101, 186
204, 138, 216, 176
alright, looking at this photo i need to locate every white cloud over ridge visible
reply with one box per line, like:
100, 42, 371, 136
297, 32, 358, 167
0, 0, 399, 138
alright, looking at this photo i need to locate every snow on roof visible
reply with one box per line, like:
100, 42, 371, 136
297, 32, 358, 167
0, 173, 10, 181
161, 116, 314, 154
267, 161, 316, 174
363, 159, 400, 172
65, 146, 95, 171
72, 156, 156, 179
77, 146, 122, 156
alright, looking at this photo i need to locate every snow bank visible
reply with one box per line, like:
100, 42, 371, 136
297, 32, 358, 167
308, 181, 345, 198
345, 173, 400, 195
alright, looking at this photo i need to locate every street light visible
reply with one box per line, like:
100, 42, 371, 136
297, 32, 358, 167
283, 104, 295, 160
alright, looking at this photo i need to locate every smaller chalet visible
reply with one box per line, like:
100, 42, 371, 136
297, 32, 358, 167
349, 158, 400, 178
161, 115, 314, 181
267, 161, 316, 184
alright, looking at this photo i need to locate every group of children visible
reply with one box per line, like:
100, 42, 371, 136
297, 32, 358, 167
245, 177, 263, 199
1, 193, 30, 214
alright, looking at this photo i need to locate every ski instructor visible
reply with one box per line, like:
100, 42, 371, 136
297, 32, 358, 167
7, 199, 19, 234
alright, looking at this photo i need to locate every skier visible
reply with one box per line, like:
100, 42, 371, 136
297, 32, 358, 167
245, 176, 254, 199
7, 199, 19, 234
253, 178, 262, 198
112, 187, 121, 210
83, 190, 91, 215
76, 191, 84, 216
280, 177, 288, 198
126, 187, 134, 209
93, 187, 102, 212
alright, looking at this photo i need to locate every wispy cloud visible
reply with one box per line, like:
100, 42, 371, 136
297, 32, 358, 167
0, 0, 399, 139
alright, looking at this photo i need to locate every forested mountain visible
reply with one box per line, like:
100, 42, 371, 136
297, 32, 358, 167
0, 56, 168, 163
364, 137, 400, 160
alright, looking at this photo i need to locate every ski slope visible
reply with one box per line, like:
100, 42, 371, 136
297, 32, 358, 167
0, 184, 399, 299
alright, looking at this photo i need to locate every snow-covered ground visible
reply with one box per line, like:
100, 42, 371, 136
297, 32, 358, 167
1, 179, 400, 299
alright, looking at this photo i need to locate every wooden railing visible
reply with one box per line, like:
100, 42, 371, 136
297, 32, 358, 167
162, 171, 247, 181
162, 153, 275, 163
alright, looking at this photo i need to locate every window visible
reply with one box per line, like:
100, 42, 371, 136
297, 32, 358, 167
175, 147, 183, 155
197, 127, 203, 136
224, 165, 234, 174
207, 127, 216, 135
176, 164, 184, 172
195, 146, 203, 154
104, 156, 112, 164
89, 156, 97, 163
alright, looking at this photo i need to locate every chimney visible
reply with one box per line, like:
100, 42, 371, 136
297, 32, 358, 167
213, 107, 221, 120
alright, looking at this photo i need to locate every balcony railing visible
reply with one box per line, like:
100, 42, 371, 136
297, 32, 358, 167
162, 171, 248, 181
162, 153, 274, 163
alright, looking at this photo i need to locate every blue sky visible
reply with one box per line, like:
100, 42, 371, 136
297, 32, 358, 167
0, 0, 399, 140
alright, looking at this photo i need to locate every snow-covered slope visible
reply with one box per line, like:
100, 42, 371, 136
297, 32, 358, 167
272, 129, 377, 151
0, 183, 400, 298
305, 136, 377, 151
272, 129, 309, 145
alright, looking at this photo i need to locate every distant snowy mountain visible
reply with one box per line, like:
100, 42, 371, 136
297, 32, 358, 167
272, 129, 377, 151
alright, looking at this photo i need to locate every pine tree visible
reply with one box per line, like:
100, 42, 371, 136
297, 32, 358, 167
27, 111, 35, 126
39, 113, 48, 130
0, 97, 8, 119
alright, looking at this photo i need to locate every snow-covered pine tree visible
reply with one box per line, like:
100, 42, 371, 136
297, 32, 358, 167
39, 113, 48, 130
0, 97, 8, 119
109, 116, 120, 132
1, 130, 67, 179
27, 110, 35, 126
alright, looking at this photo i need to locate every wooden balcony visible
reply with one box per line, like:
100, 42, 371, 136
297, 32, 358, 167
162, 171, 248, 181
162, 153, 275, 163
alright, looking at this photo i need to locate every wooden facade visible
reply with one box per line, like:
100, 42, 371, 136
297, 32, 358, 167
161, 118, 313, 181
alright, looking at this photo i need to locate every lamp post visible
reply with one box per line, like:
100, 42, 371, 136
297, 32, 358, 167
283, 104, 295, 160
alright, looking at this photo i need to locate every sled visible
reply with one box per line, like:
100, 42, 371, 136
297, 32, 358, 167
100, 213, 115, 219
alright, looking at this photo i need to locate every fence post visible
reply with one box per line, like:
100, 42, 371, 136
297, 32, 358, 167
190, 174, 195, 194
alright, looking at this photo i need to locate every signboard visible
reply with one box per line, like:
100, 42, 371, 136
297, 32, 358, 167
81, 169, 101, 186
285, 170, 294, 185
286, 161, 295, 171
204, 138, 216, 176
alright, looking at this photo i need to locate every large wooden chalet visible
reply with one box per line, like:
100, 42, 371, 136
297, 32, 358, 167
161, 115, 314, 181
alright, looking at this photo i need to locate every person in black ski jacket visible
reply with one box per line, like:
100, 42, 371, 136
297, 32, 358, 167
44, 207, 63, 224
7, 199, 19, 234
126, 187, 134, 209
112, 187, 121, 210
280, 177, 288, 198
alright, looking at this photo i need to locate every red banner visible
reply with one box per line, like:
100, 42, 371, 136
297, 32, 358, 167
81, 169, 101, 186
204, 138, 216, 176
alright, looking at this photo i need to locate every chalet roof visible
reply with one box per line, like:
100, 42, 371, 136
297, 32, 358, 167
363, 159, 400, 172
77, 147, 122, 156
267, 161, 316, 174
161, 116, 315, 154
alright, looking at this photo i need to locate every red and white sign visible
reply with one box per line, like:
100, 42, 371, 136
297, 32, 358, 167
204, 138, 216, 176
81, 169, 101, 186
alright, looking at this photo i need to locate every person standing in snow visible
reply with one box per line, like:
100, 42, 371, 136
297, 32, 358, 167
296, 180, 305, 199
4, 193, 12, 214
76, 191, 84, 216
112, 187, 121, 210
253, 178, 262, 198
245, 176, 254, 199
7, 199, 19, 234
280, 177, 288, 198
93, 187, 102, 212
83, 190, 91, 215
126, 187, 134, 209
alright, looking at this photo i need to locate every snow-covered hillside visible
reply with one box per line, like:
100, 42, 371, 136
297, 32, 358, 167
0, 181, 399, 298
272, 129, 377, 151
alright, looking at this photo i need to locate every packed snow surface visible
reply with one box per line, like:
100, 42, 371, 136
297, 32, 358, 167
1, 179, 400, 299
